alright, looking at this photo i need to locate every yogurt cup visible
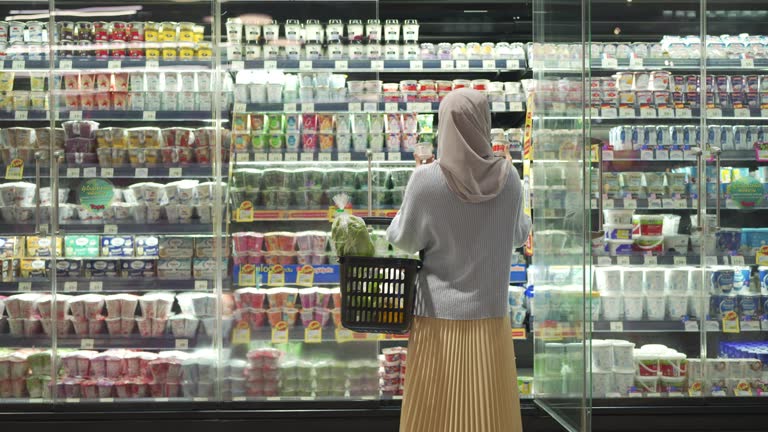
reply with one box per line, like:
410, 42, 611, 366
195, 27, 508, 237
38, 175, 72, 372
611, 341, 636, 370
601, 293, 623, 320
659, 352, 687, 377
666, 294, 689, 319
689, 294, 710, 318
603, 224, 633, 240
644, 269, 666, 293
663, 235, 689, 255
710, 267, 735, 293
666, 268, 690, 293
623, 295, 645, 320
591, 370, 612, 398
632, 214, 664, 236
607, 239, 634, 256
613, 369, 635, 395
645, 294, 667, 320
633, 236, 664, 254
591, 340, 614, 371
622, 268, 644, 294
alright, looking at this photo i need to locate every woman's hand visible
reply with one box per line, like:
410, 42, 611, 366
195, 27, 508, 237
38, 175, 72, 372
415, 153, 435, 166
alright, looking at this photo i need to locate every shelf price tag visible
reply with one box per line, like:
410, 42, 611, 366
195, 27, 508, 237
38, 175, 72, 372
722, 311, 740, 333
440, 60, 454, 70
629, 57, 644, 68
89, 281, 103, 292
69, 111, 83, 120
640, 107, 656, 118
617, 256, 631, 265
295, 265, 315, 287
82, 167, 97, 178
337, 152, 352, 161
135, 168, 148, 178
363, 102, 377, 113
194, 280, 208, 291
15, 111, 28, 120
510, 102, 524, 112
104, 224, 118, 235
300, 153, 314, 162
253, 153, 267, 162
302, 103, 315, 113
673, 256, 687, 266
372, 153, 386, 161
63, 281, 78, 292
12, 60, 25, 70
409, 60, 423, 70
603, 199, 615, 209
334, 60, 348, 70
18, 281, 31, 292
59, 60, 73, 69
624, 199, 637, 209
644, 255, 658, 265
705, 256, 718, 266
169, 167, 182, 177
741, 58, 755, 68
482, 59, 496, 70
304, 321, 322, 343
335, 328, 354, 343
233, 103, 246, 113
648, 198, 662, 209
284, 153, 298, 162
731, 256, 746, 266
455, 60, 469, 70
81, 339, 95, 349
145, 60, 159, 69
619, 107, 635, 118
267, 264, 286, 286
284, 103, 297, 112
371, 60, 384, 70
67, 167, 80, 178
676, 108, 692, 118
99, 398, 115, 403
318, 153, 332, 162
271, 321, 289, 344
108, 60, 121, 69
658, 106, 674, 118
175, 339, 189, 349
347, 103, 361, 112
388, 152, 401, 161
299, 61, 313, 71
609, 321, 624, 332
235, 201, 254, 222
684, 320, 699, 332
268, 153, 282, 162
597, 256, 612, 265
142, 111, 156, 121
384, 103, 398, 113
734, 107, 751, 118
706, 108, 723, 118
5, 159, 23, 180
230, 61, 244, 70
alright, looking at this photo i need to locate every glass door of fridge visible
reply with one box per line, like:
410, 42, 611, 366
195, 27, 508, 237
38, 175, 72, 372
530, 0, 590, 430
49, 0, 223, 403
0, 0, 57, 403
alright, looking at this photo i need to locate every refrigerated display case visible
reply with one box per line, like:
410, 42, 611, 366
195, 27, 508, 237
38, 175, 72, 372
530, 0, 768, 431
0, 1, 540, 429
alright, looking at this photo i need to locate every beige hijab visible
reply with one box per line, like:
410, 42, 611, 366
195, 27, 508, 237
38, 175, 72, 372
436, 88, 511, 203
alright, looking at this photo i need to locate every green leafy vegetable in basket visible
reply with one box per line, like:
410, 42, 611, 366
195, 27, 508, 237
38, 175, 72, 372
331, 193, 375, 257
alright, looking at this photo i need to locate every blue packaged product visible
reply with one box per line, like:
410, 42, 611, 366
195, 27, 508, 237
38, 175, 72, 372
85, 259, 119, 278
738, 293, 760, 319
135, 235, 159, 257
121, 259, 156, 278
761, 295, 768, 315
710, 293, 738, 319
733, 267, 751, 292
56, 259, 81, 278
760, 267, 768, 293
715, 228, 742, 253
710, 268, 735, 293
101, 235, 134, 257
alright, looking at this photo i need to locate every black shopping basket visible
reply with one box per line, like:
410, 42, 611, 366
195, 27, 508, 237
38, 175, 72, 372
338, 217, 421, 334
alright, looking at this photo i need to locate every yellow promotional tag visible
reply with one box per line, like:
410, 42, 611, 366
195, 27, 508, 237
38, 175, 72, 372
237, 264, 256, 286
304, 321, 322, 343
722, 310, 740, 333
687, 381, 703, 397
734, 380, 753, 396
756, 245, 768, 266
5, 158, 23, 180
271, 321, 289, 344
231, 320, 251, 345
267, 264, 286, 286
522, 94, 534, 161
335, 328, 354, 343
236, 201, 254, 222
296, 265, 315, 287
511, 328, 526, 340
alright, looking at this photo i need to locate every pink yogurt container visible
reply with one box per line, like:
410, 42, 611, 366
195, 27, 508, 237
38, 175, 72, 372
233, 232, 264, 255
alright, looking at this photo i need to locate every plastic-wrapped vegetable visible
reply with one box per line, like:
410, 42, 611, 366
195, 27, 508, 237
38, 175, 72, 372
330, 194, 374, 257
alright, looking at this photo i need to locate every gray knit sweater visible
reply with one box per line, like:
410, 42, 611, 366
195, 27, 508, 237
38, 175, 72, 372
386, 162, 531, 320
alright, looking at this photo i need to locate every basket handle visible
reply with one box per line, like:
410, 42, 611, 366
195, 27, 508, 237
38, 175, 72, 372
363, 216, 394, 227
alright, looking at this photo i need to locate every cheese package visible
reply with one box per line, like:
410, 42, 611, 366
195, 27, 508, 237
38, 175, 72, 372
159, 236, 194, 258
26, 236, 63, 257
192, 258, 228, 279
135, 235, 160, 257
20, 258, 50, 278
56, 259, 83, 278
84, 259, 119, 277
194, 237, 214, 258
0, 236, 22, 258
121, 258, 156, 278
157, 258, 192, 279
101, 235, 134, 257
64, 235, 100, 258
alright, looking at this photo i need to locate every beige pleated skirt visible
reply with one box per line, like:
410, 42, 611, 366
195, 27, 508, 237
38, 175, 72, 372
400, 315, 523, 432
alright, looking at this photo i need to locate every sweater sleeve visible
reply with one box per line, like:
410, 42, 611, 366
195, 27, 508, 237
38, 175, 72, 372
386, 170, 430, 254
511, 175, 532, 248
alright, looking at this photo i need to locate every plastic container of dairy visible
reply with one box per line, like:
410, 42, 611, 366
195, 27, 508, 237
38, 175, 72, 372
603, 209, 634, 225
623, 294, 644, 320
645, 293, 667, 320
603, 224, 633, 240
601, 292, 623, 320
607, 239, 634, 256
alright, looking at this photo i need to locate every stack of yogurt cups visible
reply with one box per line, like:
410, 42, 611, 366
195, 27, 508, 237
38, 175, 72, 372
591, 339, 636, 397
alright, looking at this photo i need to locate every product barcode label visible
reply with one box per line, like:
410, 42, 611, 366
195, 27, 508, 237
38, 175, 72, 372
67, 168, 80, 177
12, 60, 25, 70
18, 282, 31, 292
101, 168, 114, 177
15, 111, 27, 120
169, 167, 182, 177
81, 339, 95, 349
175, 339, 189, 349
194, 280, 208, 291
63, 281, 78, 292
82, 167, 96, 178
142, 111, 156, 121
609, 321, 623, 332
90, 281, 103, 292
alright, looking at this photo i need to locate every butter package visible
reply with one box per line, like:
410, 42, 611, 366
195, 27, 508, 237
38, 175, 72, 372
0, 236, 22, 258
194, 237, 215, 258
64, 235, 100, 258
85, 259, 119, 277
26, 236, 63, 257
159, 237, 194, 259
157, 258, 192, 279
20, 258, 51, 278
101, 235, 134, 257
121, 258, 156, 278
56, 259, 82, 278
192, 258, 228, 279
135, 235, 160, 257
1, 258, 19, 281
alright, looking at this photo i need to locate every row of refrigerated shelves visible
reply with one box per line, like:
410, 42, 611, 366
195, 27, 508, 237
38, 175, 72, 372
540, 108, 768, 121
592, 255, 760, 266
0, 58, 528, 72
533, 57, 768, 71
